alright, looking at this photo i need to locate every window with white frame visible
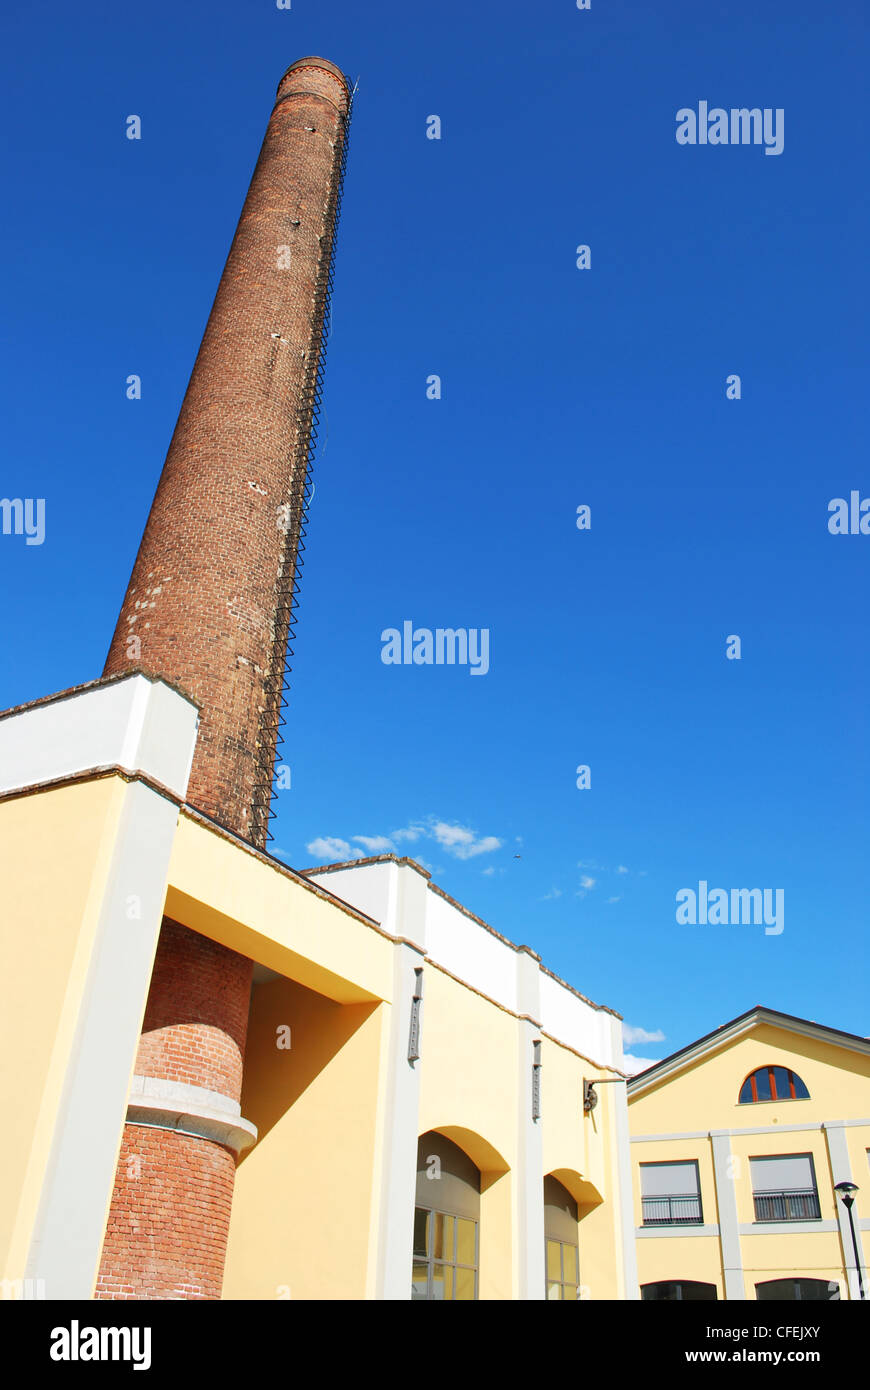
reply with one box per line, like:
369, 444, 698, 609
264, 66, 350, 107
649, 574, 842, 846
640, 1160, 703, 1226
750, 1153, 821, 1222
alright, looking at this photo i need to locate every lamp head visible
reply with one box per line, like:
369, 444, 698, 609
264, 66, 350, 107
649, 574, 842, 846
835, 1180, 859, 1207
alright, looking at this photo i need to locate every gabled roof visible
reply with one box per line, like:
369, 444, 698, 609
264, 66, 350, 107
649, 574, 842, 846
627, 1005, 870, 1098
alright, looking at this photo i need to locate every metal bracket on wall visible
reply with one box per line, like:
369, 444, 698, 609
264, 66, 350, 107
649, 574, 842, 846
583, 1076, 626, 1115
532, 1039, 542, 1120
408, 967, 424, 1062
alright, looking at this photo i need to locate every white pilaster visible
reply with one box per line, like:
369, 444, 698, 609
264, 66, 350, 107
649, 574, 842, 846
6, 675, 199, 1298
374, 862, 428, 1298
824, 1122, 867, 1300
711, 1131, 745, 1300
516, 948, 544, 1299
608, 1014, 639, 1299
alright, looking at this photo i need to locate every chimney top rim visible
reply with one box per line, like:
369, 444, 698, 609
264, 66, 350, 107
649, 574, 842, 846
276, 56, 352, 100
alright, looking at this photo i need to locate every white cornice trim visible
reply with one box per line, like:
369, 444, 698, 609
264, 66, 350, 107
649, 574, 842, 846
628, 1009, 870, 1098
632, 1118, 870, 1143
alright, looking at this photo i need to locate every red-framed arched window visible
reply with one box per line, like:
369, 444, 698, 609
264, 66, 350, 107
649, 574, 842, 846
738, 1066, 810, 1104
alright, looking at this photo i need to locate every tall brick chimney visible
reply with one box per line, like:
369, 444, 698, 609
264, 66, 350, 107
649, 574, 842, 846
104, 54, 351, 849
97, 57, 351, 1301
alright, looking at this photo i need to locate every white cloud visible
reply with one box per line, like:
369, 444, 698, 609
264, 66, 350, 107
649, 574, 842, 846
623, 1024, 666, 1046
580, 875, 596, 890
430, 822, 474, 849
352, 835, 395, 853
306, 836, 358, 861
616, 865, 629, 875
541, 888, 562, 901
307, 818, 502, 869
482, 866, 495, 877
606, 896, 621, 904
429, 821, 502, 859
392, 826, 425, 843
623, 1054, 659, 1076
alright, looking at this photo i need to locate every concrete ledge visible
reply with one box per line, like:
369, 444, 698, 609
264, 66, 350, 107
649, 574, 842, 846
127, 1076, 257, 1156
636, 1224, 721, 1239
739, 1219, 838, 1236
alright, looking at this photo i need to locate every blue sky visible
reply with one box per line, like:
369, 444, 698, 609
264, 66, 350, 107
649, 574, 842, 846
1, 0, 867, 1068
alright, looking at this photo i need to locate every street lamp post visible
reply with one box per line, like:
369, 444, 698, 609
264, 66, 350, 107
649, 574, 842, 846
834, 1181, 865, 1300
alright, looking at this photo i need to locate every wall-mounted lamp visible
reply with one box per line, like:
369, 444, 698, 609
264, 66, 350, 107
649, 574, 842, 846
583, 1077, 626, 1114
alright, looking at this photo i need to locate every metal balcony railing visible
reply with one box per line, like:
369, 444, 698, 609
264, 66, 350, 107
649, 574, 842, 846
642, 1195, 703, 1226
753, 1188, 821, 1222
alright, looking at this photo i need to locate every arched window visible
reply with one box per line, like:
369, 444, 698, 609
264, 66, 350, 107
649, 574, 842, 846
738, 1066, 810, 1104
641, 1281, 717, 1301
412, 1132, 479, 1300
544, 1176, 580, 1300
756, 1278, 837, 1301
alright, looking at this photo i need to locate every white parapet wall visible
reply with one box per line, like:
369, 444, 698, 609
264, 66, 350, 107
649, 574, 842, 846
304, 855, 622, 1073
0, 671, 199, 798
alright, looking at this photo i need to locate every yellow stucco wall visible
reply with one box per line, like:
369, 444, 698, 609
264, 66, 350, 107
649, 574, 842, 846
166, 813, 394, 1006
416, 964, 516, 1299
629, 1022, 870, 1298
2, 785, 627, 1301
0, 778, 135, 1280
540, 1035, 624, 1299
220, 958, 625, 1301
223, 975, 387, 1300
631, 1026, 870, 1136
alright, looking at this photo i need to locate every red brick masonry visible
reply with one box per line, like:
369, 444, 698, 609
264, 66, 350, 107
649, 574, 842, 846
135, 918, 252, 1100
96, 920, 254, 1299
103, 57, 351, 848
97, 57, 351, 1300
96, 1127, 236, 1301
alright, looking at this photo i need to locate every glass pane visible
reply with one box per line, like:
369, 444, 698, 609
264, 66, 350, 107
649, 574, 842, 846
754, 1068, 772, 1101
432, 1212, 446, 1260
563, 1281, 578, 1301
454, 1266, 475, 1300
791, 1070, 810, 1100
770, 1066, 791, 1101
413, 1208, 429, 1257
411, 1263, 429, 1300
456, 1218, 475, 1267
431, 1264, 452, 1300
547, 1239, 562, 1281
547, 1281, 562, 1300
739, 1077, 753, 1104
563, 1244, 579, 1282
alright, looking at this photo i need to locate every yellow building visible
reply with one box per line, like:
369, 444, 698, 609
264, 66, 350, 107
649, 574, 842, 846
0, 671, 638, 1300
628, 1007, 870, 1301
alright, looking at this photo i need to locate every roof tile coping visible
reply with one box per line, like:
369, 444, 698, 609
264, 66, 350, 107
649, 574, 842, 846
302, 853, 622, 1020
0, 667, 200, 724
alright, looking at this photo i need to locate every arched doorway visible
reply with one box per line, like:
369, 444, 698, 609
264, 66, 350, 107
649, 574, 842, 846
544, 1175, 581, 1300
641, 1280, 718, 1301
412, 1132, 480, 1300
